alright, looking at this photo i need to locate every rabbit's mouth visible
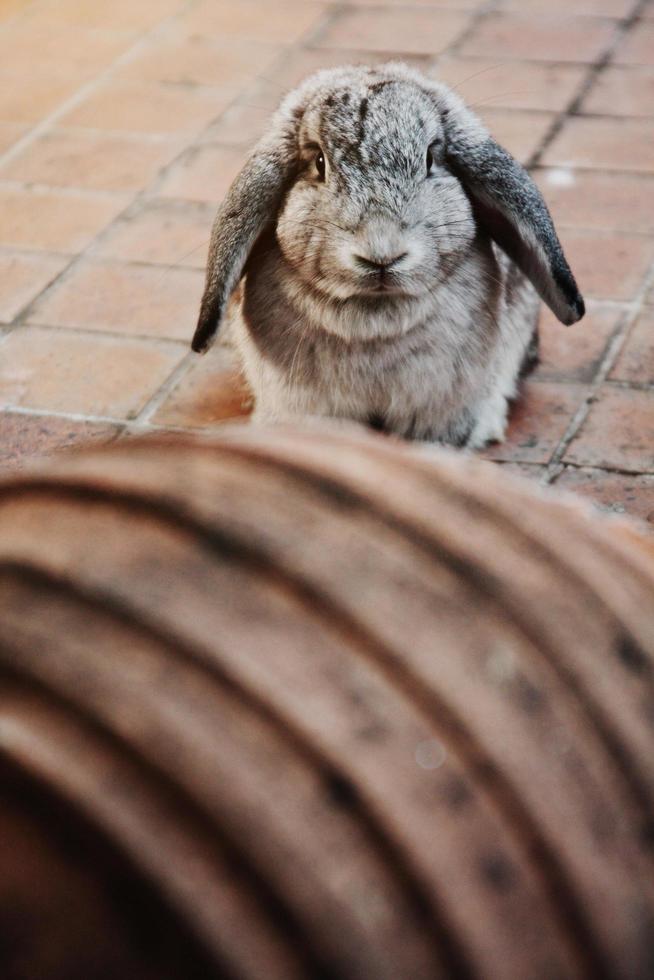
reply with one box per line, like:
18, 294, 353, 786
353, 264, 410, 294
355, 278, 411, 298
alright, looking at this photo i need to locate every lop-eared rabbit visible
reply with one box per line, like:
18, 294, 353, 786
192, 63, 584, 448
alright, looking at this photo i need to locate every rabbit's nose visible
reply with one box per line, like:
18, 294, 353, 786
354, 252, 408, 272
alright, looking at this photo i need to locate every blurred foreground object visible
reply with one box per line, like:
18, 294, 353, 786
1, 423, 654, 980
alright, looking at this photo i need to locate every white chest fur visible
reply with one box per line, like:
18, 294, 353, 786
231, 241, 537, 446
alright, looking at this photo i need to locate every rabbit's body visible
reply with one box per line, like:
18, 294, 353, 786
234, 234, 538, 446
193, 63, 583, 447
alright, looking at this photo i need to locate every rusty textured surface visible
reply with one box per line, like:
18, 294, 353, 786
1, 423, 654, 980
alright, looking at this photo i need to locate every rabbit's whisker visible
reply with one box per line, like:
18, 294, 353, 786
149, 237, 212, 287
438, 63, 507, 96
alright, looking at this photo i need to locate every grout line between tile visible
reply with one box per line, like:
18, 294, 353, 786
0, 404, 129, 426
544, 256, 654, 480
0, 402, 223, 437
604, 378, 654, 392
2, 120, 238, 144
0, 180, 134, 202
555, 461, 654, 478
0, 400, 227, 436
11, 321, 191, 346
527, 0, 653, 169
432, 0, 501, 65
132, 349, 197, 425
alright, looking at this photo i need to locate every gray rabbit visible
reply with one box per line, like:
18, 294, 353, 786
192, 62, 584, 447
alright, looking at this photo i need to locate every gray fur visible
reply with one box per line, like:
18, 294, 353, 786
192, 62, 584, 447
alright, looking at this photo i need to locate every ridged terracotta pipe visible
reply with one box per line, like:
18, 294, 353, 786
1, 423, 653, 980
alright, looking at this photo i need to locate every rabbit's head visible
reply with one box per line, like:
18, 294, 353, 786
193, 63, 583, 352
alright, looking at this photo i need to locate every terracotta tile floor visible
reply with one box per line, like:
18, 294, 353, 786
1, 0, 653, 536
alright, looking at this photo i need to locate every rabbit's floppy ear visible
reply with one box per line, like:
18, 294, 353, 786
191, 121, 298, 353
439, 95, 584, 326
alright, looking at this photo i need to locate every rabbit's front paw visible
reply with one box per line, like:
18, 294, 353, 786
467, 395, 509, 449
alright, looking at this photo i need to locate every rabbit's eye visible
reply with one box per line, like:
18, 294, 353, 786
315, 150, 326, 181
426, 139, 443, 176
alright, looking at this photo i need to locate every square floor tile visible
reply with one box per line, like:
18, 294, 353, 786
153, 344, 252, 427
610, 310, 654, 384
0, 411, 121, 471
26, 259, 204, 342
0, 186, 128, 253
94, 199, 214, 269
460, 13, 617, 63
0, 252, 68, 323
555, 465, 654, 530
0, 129, 185, 193
0, 326, 184, 418
313, 8, 472, 55
535, 304, 621, 383
179, 0, 329, 45
558, 229, 654, 301
476, 108, 554, 164
482, 380, 588, 464
118, 33, 282, 89
535, 169, 654, 234
612, 20, 654, 66
542, 117, 654, 173
581, 65, 654, 117
564, 385, 654, 472
156, 144, 245, 203
20, 0, 185, 32
59, 80, 232, 136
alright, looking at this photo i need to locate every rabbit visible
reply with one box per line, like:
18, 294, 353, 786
191, 62, 584, 448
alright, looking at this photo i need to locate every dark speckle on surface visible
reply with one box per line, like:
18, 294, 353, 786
440, 775, 473, 812
479, 853, 517, 893
616, 635, 648, 674
326, 773, 359, 809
